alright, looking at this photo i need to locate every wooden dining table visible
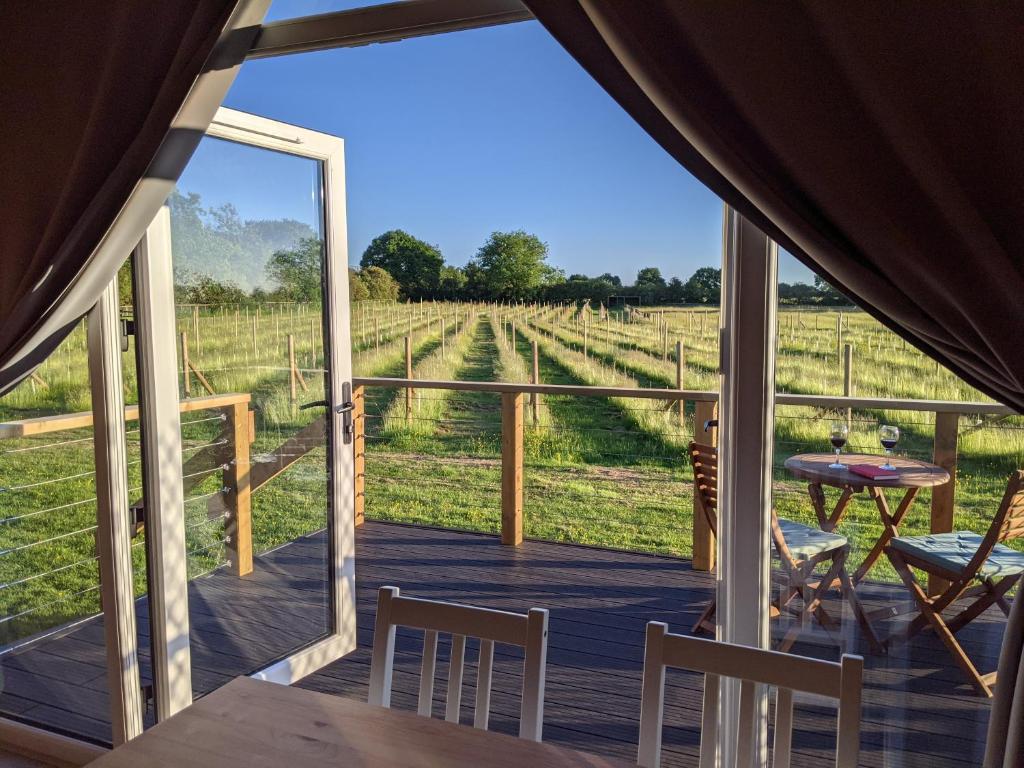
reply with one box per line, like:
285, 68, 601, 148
784, 453, 950, 584
85, 676, 634, 767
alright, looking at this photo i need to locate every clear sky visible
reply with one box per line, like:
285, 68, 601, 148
188, 6, 812, 284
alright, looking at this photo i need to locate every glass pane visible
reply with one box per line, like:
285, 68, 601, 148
168, 136, 332, 695
770, 249, 997, 766
0, 305, 144, 745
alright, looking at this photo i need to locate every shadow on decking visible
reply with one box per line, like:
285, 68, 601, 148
0, 521, 1001, 767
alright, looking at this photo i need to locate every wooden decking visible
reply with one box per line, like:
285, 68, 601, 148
0, 521, 1002, 766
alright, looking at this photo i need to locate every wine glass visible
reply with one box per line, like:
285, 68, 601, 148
829, 421, 849, 470
879, 424, 900, 470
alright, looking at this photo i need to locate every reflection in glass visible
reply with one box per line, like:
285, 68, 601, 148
170, 136, 331, 694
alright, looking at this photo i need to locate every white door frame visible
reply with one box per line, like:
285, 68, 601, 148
716, 205, 778, 767
133, 207, 193, 720
87, 281, 146, 746
194, 107, 357, 684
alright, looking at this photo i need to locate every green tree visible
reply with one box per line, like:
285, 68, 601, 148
634, 266, 667, 303
360, 266, 401, 301
813, 275, 851, 306
438, 266, 468, 299
683, 267, 721, 304
348, 268, 369, 302
360, 230, 443, 299
470, 230, 556, 301
266, 237, 323, 303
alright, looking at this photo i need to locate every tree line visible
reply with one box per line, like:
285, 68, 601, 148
359, 228, 849, 306
164, 191, 848, 307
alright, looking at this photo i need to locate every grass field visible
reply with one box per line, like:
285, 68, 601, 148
2, 299, 1022, 646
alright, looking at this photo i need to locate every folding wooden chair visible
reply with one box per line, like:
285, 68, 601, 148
884, 470, 1024, 697
368, 585, 550, 740
689, 443, 881, 653
637, 621, 863, 768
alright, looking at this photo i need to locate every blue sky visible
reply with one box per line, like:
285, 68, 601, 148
181, 8, 811, 284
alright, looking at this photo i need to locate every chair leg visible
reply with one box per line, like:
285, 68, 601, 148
945, 575, 1019, 635
692, 599, 716, 635
837, 560, 883, 654
887, 550, 993, 697
776, 555, 845, 654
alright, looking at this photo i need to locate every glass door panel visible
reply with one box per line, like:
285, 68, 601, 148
163, 117, 349, 697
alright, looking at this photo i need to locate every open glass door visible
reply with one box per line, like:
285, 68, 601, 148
140, 107, 356, 711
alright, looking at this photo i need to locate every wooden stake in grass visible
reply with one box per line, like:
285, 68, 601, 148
405, 336, 413, 426
288, 334, 297, 403
843, 343, 853, 427
181, 331, 191, 397
252, 317, 258, 359
676, 339, 685, 427
441, 317, 446, 359
531, 340, 540, 427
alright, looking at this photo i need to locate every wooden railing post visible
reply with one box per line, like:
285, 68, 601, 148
692, 399, 718, 572
405, 336, 413, 425
929, 411, 960, 595
224, 402, 253, 577
353, 384, 366, 527
501, 391, 524, 545
531, 341, 540, 427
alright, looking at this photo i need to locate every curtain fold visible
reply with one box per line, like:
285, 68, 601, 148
524, 0, 1024, 413
0, 1, 242, 394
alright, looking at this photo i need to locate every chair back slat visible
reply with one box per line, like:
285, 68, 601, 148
689, 442, 719, 537
474, 639, 495, 729
638, 622, 863, 768
368, 586, 549, 742
773, 687, 794, 768
446, 634, 466, 723
736, 679, 757, 768
997, 471, 1024, 542
418, 629, 438, 716
698, 673, 719, 768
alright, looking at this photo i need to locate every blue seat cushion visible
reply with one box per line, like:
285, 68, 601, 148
890, 531, 1024, 580
777, 518, 847, 558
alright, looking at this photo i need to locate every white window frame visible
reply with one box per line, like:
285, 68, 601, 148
716, 205, 778, 766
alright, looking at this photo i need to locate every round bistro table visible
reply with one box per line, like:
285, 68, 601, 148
784, 453, 950, 585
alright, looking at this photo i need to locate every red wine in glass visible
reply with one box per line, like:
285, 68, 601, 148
829, 421, 848, 469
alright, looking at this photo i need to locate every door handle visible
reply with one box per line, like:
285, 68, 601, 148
298, 384, 355, 444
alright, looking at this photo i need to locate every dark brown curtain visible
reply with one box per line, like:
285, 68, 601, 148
0, 1, 239, 394
524, 1, 1024, 413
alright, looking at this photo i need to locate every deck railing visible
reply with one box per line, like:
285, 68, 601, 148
0, 393, 255, 578
352, 377, 1014, 586
0, 382, 1013, 589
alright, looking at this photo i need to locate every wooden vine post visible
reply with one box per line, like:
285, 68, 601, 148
181, 331, 191, 397
405, 336, 413, 426
531, 340, 540, 427
676, 340, 685, 427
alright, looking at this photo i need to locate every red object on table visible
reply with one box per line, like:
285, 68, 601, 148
847, 464, 900, 480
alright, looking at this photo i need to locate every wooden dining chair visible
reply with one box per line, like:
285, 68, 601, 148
884, 470, 1024, 697
367, 585, 550, 741
689, 443, 880, 652
637, 622, 864, 768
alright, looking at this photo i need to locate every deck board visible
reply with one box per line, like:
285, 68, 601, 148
0, 521, 1001, 765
